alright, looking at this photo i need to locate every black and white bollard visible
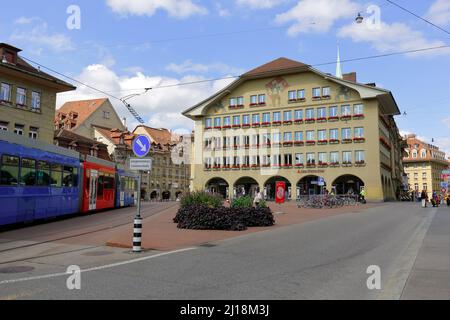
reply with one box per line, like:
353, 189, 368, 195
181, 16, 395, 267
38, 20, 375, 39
133, 216, 142, 253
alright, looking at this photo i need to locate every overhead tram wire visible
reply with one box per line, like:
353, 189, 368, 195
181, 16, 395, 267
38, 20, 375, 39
385, 0, 450, 36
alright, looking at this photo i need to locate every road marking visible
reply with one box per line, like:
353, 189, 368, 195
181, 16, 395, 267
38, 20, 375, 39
0, 247, 196, 285
377, 208, 436, 300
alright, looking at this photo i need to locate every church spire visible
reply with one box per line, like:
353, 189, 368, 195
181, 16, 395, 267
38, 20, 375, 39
336, 45, 343, 79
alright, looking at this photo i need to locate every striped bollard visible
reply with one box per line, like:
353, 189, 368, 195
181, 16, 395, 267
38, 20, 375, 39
133, 216, 142, 253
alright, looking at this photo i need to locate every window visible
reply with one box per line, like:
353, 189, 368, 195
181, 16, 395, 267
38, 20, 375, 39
51, 164, 62, 187
252, 114, 260, 124
233, 136, 240, 147
14, 124, 24, 136
354, 127, 364, 138
214, 157, 221, 167
63, 166, 78, 187
412, 150, 418, 158
288, 90, 296, 101
354, 104, 364, 115
343, 151, 352, 163
243, 156, 250, 166
262, 112, 270, 123
284, 110, 292, 121
273, 112, 281, 122
0, 121, 8, 131
205, 118, 212, 128
284, 132, 293, 142
262, 155, 271, 166
295, 153, 304, 165
317, 107, 326, 119
318, 152, 327, 164
306, 108, 314, 120
0, 83, 11, 102
223, 137, 230, 148
258, 94, 266, 104
29, 127, 38, 139
295, 131, 303, 142
322, 87, 330, 97
16, 88, 26, 105
229, 98, 237, 107
0, 155, 19, 185
237, 96, 244, 106
294, 109, 303, 121
233, 156, 240, 166
330, 152, 339, 163
312, 88, 321, 98
330, 129, 339, 140
342, 128, 351, 139
31, 91, 41, 110
273, 132, 281, 143
223, 116, 231, 126
341, 105, 351, 116
355, 151, 365, 162
214, 117, 221, 127
298, 89, 305, 99
318, 130, 326, 141
284, 154, 293, 166
250, 95, 258, 105
329, 106, 338, 117
251, 155, 260, 165
306, 153, 315, 164
252, 134, 260, 146
37, 161, 51, 186
423, 183, 428, 191
262, 133, 270, 145
420, 150, 426, 158
273, 154, 281, 166
243, 135, 250, 145
422, 172, 427, 180
306, 130, 315, 141
243, 115, 250, 125
233, 116, 240, 126
103, 111, 110, 119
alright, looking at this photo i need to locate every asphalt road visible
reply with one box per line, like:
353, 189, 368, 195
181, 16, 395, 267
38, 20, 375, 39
0, 202, 444, 300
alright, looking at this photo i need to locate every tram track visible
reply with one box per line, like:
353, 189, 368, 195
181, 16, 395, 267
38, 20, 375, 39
0, 202, 178, 264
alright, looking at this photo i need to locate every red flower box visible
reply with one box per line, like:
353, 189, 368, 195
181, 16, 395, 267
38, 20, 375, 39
318, 140, 328, 144
340, 115, 352, 120
242, 124, 251, 128
297, 98, 306, 102
232, 125, 241, 128
306, 141, 316, 145
353, 114, 365, 119
283, 141, 293, 147
272, 121, 282, 125
258, 102, 266, 106
205, 127, 212, 130
295, 164, 304, 167
322, 95, 330, 99
252, 123, 260, 127
342, 139, 353, 143
283, 121, 293, 125
305, 118, 315, 123
318, 162, 328, 167
294, 141, 304, 146
294, 119, 304, 124
353, 137, 365, 142
329, 139, 340, 144
288, 99, 297, 102
214, 126, 222, 130
330, 162, 340, 166
222, 125, 231, 129
262, 122, 271, 126
317, 117, 327, 122
249, 103, 258, 107
328, 116, 339, 121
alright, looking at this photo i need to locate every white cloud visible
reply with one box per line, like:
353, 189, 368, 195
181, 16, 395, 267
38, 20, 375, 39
216, 2, 230, 17
10, 20, 73, 52
427, 0, 450, 26
166, 60, 243, 75
275, 0, 360, 35
106, 0, 208, 19
338, 21, 450, 57
56, 64, 235, 132
236, 0, 287, 9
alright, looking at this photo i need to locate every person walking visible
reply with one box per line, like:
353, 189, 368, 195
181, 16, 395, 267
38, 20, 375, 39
253, 188, 263, 208
421, 189, 428, 208
359, 188, 366, 204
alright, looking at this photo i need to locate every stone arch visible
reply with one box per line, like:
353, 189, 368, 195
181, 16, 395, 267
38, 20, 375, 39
296, 175, 327, 197
263, 176, 292, 201
332, 174, 365, 195
205, 177, 229, 199
233, 176, 260, 199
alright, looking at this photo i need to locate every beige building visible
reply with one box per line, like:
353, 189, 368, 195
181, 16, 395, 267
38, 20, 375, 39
55, 98, 126, 139
133, 125, 190, 201
403, 134, 448, 199
183, 57, 405, 202
0, 43, 75, 143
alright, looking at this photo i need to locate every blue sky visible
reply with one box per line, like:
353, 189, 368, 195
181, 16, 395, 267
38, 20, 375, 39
1, 0, 450, 152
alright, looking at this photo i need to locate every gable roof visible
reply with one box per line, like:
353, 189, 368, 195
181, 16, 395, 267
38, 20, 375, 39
182, 57, 400, 119
55, 128, 107, 146
133, 126, 174, 145
55, 98, 109, 129
94, 126, 135, 147
243, 57, 309, 77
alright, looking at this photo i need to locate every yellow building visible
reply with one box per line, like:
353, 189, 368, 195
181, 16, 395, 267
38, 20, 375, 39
403, 134, 448, 199
0, 43, 75, 143
183, 57, 405, 202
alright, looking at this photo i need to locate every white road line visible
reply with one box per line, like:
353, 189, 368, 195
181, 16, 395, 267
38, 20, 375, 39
0, 247, 196, 285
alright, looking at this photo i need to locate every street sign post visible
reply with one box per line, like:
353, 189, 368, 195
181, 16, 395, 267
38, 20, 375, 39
131, 135, 152, 253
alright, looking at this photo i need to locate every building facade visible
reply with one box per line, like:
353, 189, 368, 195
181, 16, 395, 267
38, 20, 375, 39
183, 57, 405, 202
55, 98, 126, 140
0, 43, 76, 143
93, 126, 135, 165
133, 125, 190, 201
403, 134, 448, 199
54, 128, 110, 161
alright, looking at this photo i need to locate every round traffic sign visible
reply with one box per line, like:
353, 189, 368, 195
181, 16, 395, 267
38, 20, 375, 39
132, 135, 151, 158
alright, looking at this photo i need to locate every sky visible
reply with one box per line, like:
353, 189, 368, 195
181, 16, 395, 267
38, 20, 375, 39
1, 0, 450, 153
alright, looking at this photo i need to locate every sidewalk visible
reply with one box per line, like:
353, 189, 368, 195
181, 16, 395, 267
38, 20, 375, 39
107, 201, 380, 251
402, 207, 450, 299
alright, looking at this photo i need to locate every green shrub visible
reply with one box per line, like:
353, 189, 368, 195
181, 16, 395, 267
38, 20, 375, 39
231, 195, 253, 208
180, 191, 223, 208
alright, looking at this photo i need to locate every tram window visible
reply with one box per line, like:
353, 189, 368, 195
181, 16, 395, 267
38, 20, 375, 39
104, 175, 115, 189
37, 161, 51, 186
0, 155, 19, 186
97, 175, 104, 198
20, 158, 36, 186
72, 168, 78, 187
63, 166, 75, 187
51, 164, 62, 187
120, 177, 126, 191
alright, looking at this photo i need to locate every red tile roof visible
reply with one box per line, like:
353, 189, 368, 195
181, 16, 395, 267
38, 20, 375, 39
55, 98, 109, 129
135, 126, 174, 145
243, 57, 309, 77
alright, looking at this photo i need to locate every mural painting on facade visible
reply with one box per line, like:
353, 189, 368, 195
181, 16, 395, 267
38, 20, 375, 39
265, 77, 289, 108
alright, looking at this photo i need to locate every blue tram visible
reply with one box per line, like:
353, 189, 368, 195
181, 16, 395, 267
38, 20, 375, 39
0, 130, 140, 227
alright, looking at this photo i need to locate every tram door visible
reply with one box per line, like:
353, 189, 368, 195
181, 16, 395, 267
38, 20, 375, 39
89, 170, 99, 210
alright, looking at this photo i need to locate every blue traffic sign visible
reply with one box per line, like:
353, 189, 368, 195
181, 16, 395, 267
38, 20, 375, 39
132, 135, 151, 158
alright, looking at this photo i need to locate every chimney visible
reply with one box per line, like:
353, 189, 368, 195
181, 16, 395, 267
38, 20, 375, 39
122, 117, 127, 130
343, 72, 357, 82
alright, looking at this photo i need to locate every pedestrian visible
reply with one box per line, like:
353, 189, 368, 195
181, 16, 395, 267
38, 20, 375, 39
446, 194, 450, 207
359, 188, 367, 204
421, 189, 428, 208
253, 188, 263, 208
